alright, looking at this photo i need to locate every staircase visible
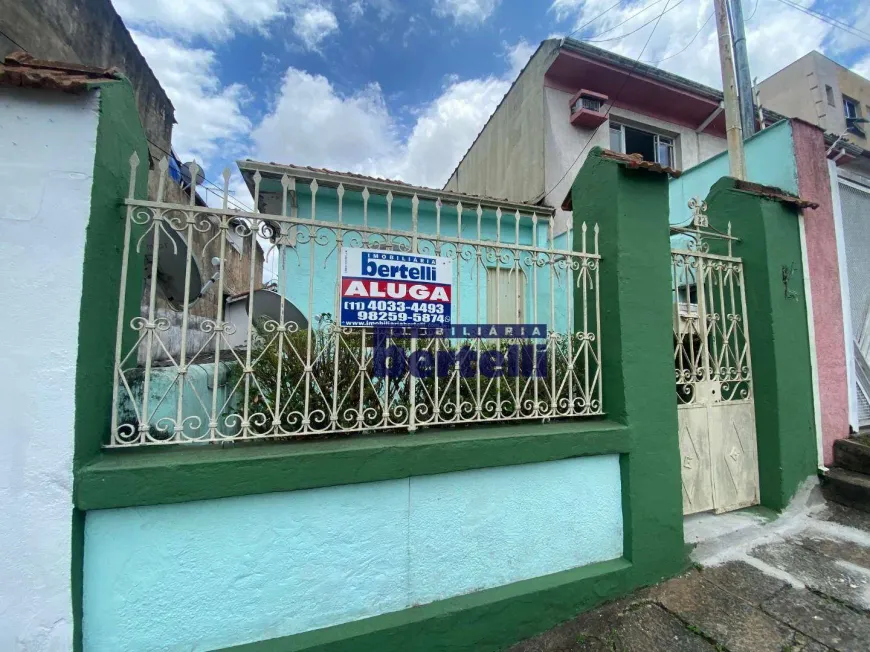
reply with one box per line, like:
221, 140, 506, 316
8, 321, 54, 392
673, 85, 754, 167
822, 437, 870, 512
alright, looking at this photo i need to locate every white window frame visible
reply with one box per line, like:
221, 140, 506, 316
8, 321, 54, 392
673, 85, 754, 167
609, 122, 676, 166
844, 96, 860, 120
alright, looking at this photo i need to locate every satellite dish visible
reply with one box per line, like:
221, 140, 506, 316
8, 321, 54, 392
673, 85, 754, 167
145, 228, 203, 311
223, 289, 309, 349
246, 289, 308, 330
182, 161, 206, 187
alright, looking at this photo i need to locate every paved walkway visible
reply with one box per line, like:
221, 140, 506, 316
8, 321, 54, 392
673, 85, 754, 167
509, 485, 870, 652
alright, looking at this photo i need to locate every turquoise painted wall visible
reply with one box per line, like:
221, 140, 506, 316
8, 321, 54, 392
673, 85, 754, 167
82, 455, 623, 651
669, 121, 798, 225
277, 186, 571, 333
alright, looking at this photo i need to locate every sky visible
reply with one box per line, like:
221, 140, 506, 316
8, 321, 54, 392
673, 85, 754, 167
113, 0, 870, 210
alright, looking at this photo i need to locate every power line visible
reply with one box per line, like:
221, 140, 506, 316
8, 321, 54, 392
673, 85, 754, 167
746, 0, 760, 22
773, 0, 870, 44
0, 28, 27, 53
646, 11, 714, 65
564, 0, 625, 40
582, 0, 668, 41
586, 0, 687, 43
145, 137, 253, 211
543, 0, 675, 201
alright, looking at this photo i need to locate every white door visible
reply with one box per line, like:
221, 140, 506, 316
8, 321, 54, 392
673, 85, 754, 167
673, 202, 760, 515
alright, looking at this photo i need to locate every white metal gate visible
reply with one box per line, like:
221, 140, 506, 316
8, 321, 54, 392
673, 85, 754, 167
672, 200, 760, 515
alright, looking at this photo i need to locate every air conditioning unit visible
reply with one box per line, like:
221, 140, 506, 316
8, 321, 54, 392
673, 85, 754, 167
569, 89, 608, 128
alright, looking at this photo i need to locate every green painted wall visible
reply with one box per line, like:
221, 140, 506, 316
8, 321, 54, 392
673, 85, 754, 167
76, 147, 688, 652
572, 148, 685, 583
704, 178, 817, 510
72, 79, 150, 652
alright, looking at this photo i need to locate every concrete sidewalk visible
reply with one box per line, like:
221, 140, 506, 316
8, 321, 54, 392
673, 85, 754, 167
509, 483, 870, 652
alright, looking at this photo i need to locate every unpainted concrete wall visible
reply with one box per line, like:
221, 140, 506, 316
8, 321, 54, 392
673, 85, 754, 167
0, 0, 174, 156
444, 41, 558, 203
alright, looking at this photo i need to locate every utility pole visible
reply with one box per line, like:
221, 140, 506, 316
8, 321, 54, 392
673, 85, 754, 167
713, 0, 746, 179
729, 0, 757, 137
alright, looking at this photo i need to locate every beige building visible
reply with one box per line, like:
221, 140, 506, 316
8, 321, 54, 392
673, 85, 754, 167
758, 51, 870, 180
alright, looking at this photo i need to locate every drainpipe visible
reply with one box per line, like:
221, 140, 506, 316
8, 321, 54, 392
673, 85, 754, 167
729, 0, 757, 138
713, 0, 746, 179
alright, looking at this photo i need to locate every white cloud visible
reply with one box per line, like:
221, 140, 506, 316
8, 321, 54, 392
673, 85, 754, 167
251, 69, 400, 177
854, 55, 870, 79
250, 66, 510, 188
114, 0, 292, 39
399, 77, 510, 187
130, 31, 252, 166
292, 6, 339, 50
433, 0, 501, 25
116, 0, 340, 51
548, 0, 865, 90
349, 1, 365, 20
504, 39, 537, 79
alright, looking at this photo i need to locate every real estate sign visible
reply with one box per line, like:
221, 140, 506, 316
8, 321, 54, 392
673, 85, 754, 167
339, 248, 453, 327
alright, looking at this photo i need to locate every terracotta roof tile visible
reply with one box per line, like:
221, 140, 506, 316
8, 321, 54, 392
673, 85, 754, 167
562, 150, 682, 210
734, 180, 820, 209
0, 52, 120, 92
241, 159, 553, 212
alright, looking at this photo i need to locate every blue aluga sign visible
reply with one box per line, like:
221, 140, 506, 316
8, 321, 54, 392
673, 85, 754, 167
339, 248, 453, 327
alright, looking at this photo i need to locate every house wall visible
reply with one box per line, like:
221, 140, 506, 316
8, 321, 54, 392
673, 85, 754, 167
0, 0, 174, 156
544, 86, 727, 232
669, 120, 799, 220
757, 54, 823, 130
792, 121, 850, 464
82, 456, 623, 651
0, 87, 100, 652
443, 41, 557, 203
273, 186, 571, 333
759, 51, 870, 150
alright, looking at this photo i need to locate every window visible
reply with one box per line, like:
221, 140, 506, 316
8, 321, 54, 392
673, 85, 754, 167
486, 268, 525, 323
844, 96, 865, 136
826, 85, 835, 107
609, 123, 675, 166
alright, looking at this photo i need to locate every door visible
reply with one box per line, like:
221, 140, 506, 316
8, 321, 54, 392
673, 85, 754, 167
672, 201, 760, 515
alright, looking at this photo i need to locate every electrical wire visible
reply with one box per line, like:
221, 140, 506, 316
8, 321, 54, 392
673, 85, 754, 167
145, 137, 253, 212
746, 0, 760, 22
772, 0, 870, 44
563, 0, 626, 41
0, 28, 27, 53
586, 0, 688, 43
543, 0, 676, 200
646, 11, 714, 65
581, 0, 669, 42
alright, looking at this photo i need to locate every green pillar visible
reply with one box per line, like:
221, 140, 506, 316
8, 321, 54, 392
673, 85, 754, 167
704, 178, 817, 510
571, 148, 685, 585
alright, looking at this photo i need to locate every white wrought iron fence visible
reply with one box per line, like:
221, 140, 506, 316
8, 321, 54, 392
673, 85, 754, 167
109, 154, 603, 447
671, 200, 752, 406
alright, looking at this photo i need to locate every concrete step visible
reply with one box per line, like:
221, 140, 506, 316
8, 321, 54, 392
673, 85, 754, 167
821, 467, 870, 513
833, 438, 870, 475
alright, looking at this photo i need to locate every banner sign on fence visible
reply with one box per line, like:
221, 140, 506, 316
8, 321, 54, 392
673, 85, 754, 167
340, 248, 453, 327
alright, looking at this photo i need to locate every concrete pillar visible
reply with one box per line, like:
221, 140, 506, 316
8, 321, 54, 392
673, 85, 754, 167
571, 148, 685, 585
705, 178, 818, 510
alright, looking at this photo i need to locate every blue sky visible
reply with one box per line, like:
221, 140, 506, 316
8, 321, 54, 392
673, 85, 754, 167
114, 0, 870, 209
